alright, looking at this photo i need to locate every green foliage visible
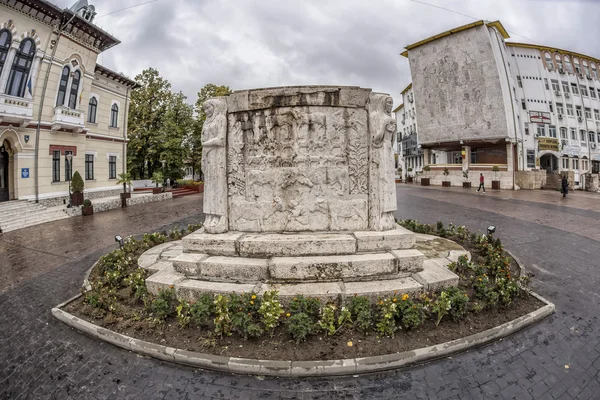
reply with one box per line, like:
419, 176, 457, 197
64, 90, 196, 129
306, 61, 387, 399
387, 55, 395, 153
189, 294, 214, 327
116, 172, 132, 193
151, 171, 163, 187
230, 292, 263, 340
176, 301, 191, 328
463, 169, 469, 180
348, 295, 373, 334
286, 312, 316, 343
231, 311, 263, 340
289, 296, 321, 319
150, 288, 176, 322
214, 294, 232, 337
83, 199, 92, 207
423, 165, 431, 174
396, 294, 424, 330
318, 304, 352, 336
432, 291, 451, 327
71, 171, 84, 193
375, 297, 398, 338
258, 290, 284, 334
123, 268, 148, 301
443, 167, 450, 177
444, 287, 470, 321
492, 165, 500, 172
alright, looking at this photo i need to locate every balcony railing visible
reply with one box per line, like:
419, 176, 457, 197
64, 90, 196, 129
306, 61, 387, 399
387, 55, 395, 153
0, 93, 33, 127
52, 106, 85, 132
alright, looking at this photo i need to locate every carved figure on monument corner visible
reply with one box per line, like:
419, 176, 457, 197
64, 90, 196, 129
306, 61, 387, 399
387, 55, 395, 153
201, 98, 228, 233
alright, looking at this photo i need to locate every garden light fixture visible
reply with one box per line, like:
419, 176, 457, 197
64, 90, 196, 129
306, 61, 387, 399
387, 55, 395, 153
115, 234, 124, 249
487, 226, 496, 235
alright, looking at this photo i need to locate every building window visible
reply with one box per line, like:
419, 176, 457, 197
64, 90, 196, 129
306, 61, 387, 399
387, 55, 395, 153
544, 78, 549, 90
585, 108, 592, 119
576, 106, 582, 118
527, 150, 535, 168
580, 85, 588, 96
545, 52, 553, 70
551, 80, 560, 92
56, 66, 70, 106
52, 150, 60, 182
583, 60, 590, 76
555, 53, 564, 71
88, 97, 97, 123
571, 83, 579, 95
580, 130, 586, 143
6, 38, 36, 97
110, 103, 119, 127
549, 102, 553, 113
524, 122, 529, 135
574, 58, 581, 74
591, 88, 597, 99
592, 63, 598, 79
562, 157, 569, 169
0, 29, 12, 77
65, 151, 72, 181
109, 156, 117, 179
589, 132, 596, 143
517, 75, 522, 87
537, 125, 546, 136
573, 158, 579, 169
560, 127, 568, 139
562, 81, 569, 92
549, 126, 557, 138
85, 154, 94, 180
557, 103, 564, 115
521, 99, 526, 110
567, 104, 574, 116
597, 133, 600, 143
570, 128, 576, 140
68, 70, 81, 109
595, 109, 600, 120
564, 55, 573, 73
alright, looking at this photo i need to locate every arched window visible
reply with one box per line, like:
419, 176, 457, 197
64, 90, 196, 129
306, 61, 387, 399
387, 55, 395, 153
564, 55, 573, 73
573, 57, 581, 74
555, 53, 564, 70
110, 103, 118, 127
88, 97, 97, 123
6, 38, 35, 97
544, 52, 554, 70
0, 29, 12, 77
68, 70, 81, 109
583, 60, 590, 77
592, 63, 598, 79
56, 66, 70, 106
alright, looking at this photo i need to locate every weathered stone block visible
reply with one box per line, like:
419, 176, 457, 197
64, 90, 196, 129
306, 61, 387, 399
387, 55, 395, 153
353, 227, 416, 251
344, 277, 423, 300
412, 259, 459, 291
390, 249, 425, 274
182, 230, 244, 256
175, 280, 258, 302
172, 253, 208, 276
238, 233, 356, 257
269, 253, 396, 281
260, 282, 342, 304
200, 256, 268, 281
146, 266, 185, 295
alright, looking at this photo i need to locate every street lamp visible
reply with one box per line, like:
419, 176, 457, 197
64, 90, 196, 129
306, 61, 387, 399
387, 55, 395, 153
115, 235, 124, 249
66, 153, 73, 208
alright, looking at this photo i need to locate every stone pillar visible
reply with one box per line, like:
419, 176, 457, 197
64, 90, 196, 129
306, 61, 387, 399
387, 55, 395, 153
462, 145, 471, 171
423, 148, 431, 166
506, 143, 514, 172
0, 44, 18, 94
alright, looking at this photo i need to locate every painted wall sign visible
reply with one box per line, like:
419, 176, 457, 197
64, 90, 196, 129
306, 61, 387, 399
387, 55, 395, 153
538, 137, 559, 152
562, 145, 581, 156
529, 111, 551, 124
21, 168, 29, 178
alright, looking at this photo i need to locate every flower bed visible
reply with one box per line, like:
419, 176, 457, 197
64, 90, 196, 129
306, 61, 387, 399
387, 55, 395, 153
62, 221, 545, 362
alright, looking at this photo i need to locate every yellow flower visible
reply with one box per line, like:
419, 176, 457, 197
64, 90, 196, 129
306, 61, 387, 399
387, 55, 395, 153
393, 298, 397, 302
379, 301, 384, 305
293, 298, 298, 301
251, 295, 257, 299
286, 313, 291, 317
478, 278, 482, 281
347, 341, 353, 347
402, 294, 409, 301
250, 301, 254, 305
169, 285, 174, 289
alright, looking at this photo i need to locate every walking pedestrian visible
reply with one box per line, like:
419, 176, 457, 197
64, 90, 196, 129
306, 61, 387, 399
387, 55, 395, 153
477, 173, 486, 193
561, 175, 569, 198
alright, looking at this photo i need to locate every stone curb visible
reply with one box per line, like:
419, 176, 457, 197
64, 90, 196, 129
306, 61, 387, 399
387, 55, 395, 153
52, 292, 554, 377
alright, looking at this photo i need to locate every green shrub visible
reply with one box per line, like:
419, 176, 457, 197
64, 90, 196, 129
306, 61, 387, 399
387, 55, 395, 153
231, 311, 264, 340
318, 304, 352, 336
286, 312, 316, 343
432, 291, 451, 327
396, 294, 424, 329
258, 290, 284, 335
375, 297, 398, 338
150, 288, 176, 322
151, 171, 163, 188
83, 199, 92, 207
445, 287, 469, 321
289, 295, 320, 319
71, 171, 84, 193
214, 294, 232, 337
348, 295, 373, 334
189, 294, 213, 327
176, 300, 191, 328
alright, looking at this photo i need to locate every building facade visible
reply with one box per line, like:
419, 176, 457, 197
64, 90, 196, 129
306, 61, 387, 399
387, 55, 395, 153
0, 0, 138, 205
400, 20, 600, 190
394, 83, 423, 179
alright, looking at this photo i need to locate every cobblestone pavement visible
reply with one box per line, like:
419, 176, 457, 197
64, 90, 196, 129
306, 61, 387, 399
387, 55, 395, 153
1, 188, 600, 399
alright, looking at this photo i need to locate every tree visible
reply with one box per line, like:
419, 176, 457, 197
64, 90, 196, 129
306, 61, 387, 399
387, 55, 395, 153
127, 68, 173, 179
187, 84, 232, 179
161, 92, 195, 180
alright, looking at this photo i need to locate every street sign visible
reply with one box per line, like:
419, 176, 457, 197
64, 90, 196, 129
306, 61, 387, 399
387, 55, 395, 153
21, 168, 29, 178
529, 111, 551, 124
538, 137, 559, 151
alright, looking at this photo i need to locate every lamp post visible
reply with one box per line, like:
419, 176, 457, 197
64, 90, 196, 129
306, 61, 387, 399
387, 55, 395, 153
66, 153, 73, 208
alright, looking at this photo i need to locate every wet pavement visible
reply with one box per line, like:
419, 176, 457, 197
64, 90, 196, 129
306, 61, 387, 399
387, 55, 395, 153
1, 188, 600, 399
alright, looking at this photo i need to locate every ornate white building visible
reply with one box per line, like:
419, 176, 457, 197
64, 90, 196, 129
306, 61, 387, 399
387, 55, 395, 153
398, 20, 600, 190
0, 0, 138, 205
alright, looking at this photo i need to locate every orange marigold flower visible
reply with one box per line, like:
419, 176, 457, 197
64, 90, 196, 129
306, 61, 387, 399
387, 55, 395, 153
293, 298, 298, 301
251, 295, 257, 299
379, 301, 384, 305
169, 285, 174, 289
250, 301, 254, 305
393, 298, 397, 302
478, 278, 482, 281
402, 294, 409, 301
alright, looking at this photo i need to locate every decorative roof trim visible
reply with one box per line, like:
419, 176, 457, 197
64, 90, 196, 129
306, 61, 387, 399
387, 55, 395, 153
95, 64, 140, 88
401, 83, 413, 95
506, 42, 600, 66
393, 103, 404, 113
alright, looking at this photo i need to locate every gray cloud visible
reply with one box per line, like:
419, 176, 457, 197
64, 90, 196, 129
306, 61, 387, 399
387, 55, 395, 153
55, 0, 600, 108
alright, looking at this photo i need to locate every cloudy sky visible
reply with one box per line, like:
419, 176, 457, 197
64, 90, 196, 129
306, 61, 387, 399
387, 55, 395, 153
55, 0, 600, 107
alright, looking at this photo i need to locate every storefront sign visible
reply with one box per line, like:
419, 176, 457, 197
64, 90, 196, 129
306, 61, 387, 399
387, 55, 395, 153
562, 145, 581, 156
21, 168, 29, 178
538, 137, 559, 152
529, 111, 551, 124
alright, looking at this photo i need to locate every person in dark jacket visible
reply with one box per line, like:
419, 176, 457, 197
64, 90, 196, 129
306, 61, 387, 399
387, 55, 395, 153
561, 175, 569, 198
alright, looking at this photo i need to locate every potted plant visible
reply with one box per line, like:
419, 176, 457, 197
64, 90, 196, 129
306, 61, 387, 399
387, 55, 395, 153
442, 167, 451, 187
82, 199, 93, 216
406, 168, 413, 183
70, 171, 84, 206
395, 167, 403, 183
492, 165, 501, 190
462, 169, 471, 189
116, 172, 132, 208
421, 165, 431, 186
151, 172, 164, 194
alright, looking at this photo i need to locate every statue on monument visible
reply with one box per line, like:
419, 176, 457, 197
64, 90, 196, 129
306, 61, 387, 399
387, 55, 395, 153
201, 98, 228, 233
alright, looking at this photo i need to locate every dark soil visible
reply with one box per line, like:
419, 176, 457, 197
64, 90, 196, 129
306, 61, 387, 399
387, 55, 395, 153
64, 293, 544, 361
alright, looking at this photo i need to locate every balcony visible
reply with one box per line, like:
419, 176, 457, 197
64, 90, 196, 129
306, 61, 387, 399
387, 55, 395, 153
0, 93, 33, 127
51, 106, 86, 133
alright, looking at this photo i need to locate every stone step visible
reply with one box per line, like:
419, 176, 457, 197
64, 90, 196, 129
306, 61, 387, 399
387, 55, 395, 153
1, 209, 66, 225
172, 249, 425, 283
412, 259, 460, 291
0, 207, 64, 223
181, 226, 417, 258
0, 201, 42, 211
0, 203, 46, 216
1, 212, 69, 233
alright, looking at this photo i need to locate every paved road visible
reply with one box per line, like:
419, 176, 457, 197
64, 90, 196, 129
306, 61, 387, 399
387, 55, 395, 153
1, 188, 599, 399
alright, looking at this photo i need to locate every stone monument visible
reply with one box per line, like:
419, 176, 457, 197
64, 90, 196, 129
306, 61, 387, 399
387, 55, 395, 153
145, 86, 460, 302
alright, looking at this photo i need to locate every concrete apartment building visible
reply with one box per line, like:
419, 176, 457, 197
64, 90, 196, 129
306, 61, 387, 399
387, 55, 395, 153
396, 20, 600, 190
0, 0, 138, 205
